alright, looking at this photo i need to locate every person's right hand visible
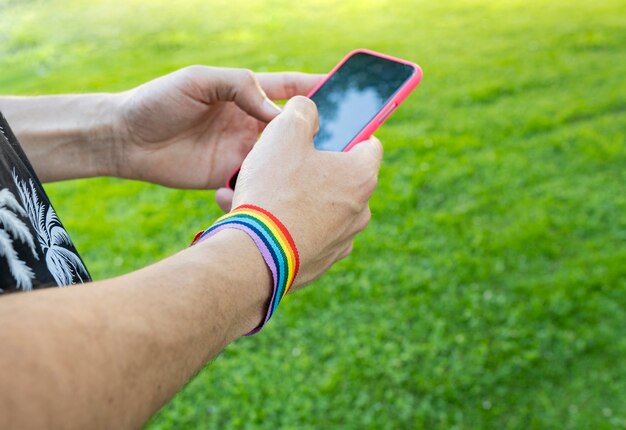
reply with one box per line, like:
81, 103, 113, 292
224, 96, 383, 288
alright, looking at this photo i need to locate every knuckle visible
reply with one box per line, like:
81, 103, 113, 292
292, 109, 310, 125
284, 96, 318, 133
364, 206, 372, 224
281, 73, 300, 98
357, 207, 372, 232
364, 174, 379, 197
348, 198, 363, 215
239, 69, 257, 87
287, 110, 312, 132
181, 65, 208, 80
351, 169, 378, 200
340, 241, 354, 260
290, 95, 318, 118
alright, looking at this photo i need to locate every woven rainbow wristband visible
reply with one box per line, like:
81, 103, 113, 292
191, 204, 300, 335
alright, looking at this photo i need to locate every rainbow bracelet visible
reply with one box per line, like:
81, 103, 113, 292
191, 204, 300, 335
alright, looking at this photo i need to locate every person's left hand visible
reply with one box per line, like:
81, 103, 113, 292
112, 66, 322, 189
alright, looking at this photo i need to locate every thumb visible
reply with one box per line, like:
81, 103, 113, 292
208, 68, 283, 122
255, 95, 320, 150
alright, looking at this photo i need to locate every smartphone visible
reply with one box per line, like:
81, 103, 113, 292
227, 49, 422, 189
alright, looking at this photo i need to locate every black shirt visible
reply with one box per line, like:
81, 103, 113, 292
0, 112, 91, 293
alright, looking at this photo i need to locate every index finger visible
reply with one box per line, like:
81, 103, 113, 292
256, 72, 326, 100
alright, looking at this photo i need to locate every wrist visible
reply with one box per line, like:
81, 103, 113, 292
93, 92, 128, 179
53, 92, 124, 180
0, 93, 124, 181
193, 204, 301, 334
192, 229, 272, 338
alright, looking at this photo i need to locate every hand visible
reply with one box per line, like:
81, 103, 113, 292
227, 96, 383, 287
113, 66, 322, 189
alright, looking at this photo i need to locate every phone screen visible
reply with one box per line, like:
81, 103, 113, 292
310, 52, 415, 152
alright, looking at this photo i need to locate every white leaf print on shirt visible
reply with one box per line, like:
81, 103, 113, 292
0, 187, 38, 291
12, 169, 88, 286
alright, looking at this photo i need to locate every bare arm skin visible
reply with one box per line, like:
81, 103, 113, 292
0, 93, 120, 181
0, 68, 323, 187
0, 70, 382, 428
0, 230, 270, 429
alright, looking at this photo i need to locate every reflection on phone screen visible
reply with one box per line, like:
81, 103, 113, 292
311, 53, 415, 152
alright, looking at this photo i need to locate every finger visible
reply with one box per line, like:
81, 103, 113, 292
345, 135, 383, 171
195, 67, 283, 123
256, 73, 326, 100
259, 96, 320, 148
356, 206, 372, 233
215, 188, 234, 213
343, 137, 382, 199
338, 241, 354, 260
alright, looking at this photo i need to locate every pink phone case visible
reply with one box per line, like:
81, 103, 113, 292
305, 48, 422, 152
226, 49, 423, 189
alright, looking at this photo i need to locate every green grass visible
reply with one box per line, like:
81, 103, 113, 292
2, 0, 626, 428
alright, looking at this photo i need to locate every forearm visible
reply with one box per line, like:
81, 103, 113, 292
0, 230, 270, 429
0, 94, 123, 182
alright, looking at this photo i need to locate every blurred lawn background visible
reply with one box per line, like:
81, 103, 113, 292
1, 0, 626, 428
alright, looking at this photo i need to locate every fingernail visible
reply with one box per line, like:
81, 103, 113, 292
263, 98, 282, 115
